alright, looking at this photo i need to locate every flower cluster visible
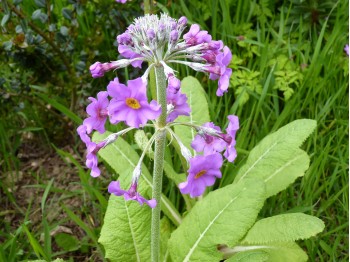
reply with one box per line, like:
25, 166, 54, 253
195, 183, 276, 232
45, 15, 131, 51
77, 78, 162, 207
78, 14, 236, 208
179, 115, 239, 197
90, 13, 232, 96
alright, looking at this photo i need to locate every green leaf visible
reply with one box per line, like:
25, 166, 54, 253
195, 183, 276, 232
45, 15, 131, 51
134, 130, 154, 159
174, 76, 210, 151
228, 242, 307, 262
22, 224, 49, 261
99, 195, 152, 262
93, 132, 182, 226
226, 250, 268, 262
234, 119, 316, 198
242, 213, 325, 244
54, 233, 80, 252
168, 179, 265, 262
1, 14, 10, 27
163, 160, 186, 185
62, 8, 73, 20
34, 0, 46, 8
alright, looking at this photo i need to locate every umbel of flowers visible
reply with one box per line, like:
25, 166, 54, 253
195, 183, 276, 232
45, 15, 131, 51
78, 13, 238, 207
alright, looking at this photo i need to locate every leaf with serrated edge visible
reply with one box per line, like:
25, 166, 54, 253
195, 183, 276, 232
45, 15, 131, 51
168, 179, 265, 262
99, 195, 151, 262
234, 119, 316, 197
174, 76, 210, 151
93, 132, 182, 226
242, 213, 325, 244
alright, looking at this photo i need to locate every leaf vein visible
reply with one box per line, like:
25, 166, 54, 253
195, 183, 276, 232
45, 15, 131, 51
124, 200, 141, 262
183, 195, 240, 261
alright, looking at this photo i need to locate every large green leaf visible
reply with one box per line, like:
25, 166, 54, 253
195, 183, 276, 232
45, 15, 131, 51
241, 213, 325, 244
168, 179, 265, 262
99, 195, 152, 262
93, 132, 182, 226
174, 76, 210, 151
227, 242, 307, 262
234, 119, 316, 198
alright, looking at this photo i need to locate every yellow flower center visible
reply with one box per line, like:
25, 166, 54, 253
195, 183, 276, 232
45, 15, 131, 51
126, 98, 141, 109
194, 170, 207, 179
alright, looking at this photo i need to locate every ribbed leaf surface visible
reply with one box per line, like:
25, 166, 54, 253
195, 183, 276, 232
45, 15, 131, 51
169, 179, 265, 262
99, 195, 152, 262
228, 242, 307, 262
242, 213, 325, 244
234, 119, 316, 197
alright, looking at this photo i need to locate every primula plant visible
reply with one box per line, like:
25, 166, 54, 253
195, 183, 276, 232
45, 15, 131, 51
77, 13, 324, 262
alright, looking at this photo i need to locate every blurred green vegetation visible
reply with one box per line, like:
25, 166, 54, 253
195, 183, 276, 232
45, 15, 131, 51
0, 0, 348, 261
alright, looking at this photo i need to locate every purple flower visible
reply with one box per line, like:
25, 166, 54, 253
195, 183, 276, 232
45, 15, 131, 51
344, 44, 349, 56
223, 115, 239, 162
83, 91, 109, 134
209, 46, 232, 96
191, 122, 226, 155
117, 32, 132, 45
118, 45, 143, 68
86, 141, 106, 177
183, 24, 212, 46
179, 153, 223, 197
107, 77, 161, 128
178, 16, 187, 26
166, 88, 191, 122
116, 0, 127, 3
167, 75, 181, 94
108, 180, 157, 208
90, 62, 104, 78
77, 124, 91, 145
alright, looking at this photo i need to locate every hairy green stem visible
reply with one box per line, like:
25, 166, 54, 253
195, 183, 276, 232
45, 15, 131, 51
151, 65, 167, 262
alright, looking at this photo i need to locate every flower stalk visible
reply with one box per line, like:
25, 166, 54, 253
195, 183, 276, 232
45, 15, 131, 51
151, 65, 168, 262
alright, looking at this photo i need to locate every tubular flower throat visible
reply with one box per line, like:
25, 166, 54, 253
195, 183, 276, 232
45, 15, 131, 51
126, 98, 141, 109
194, 170, 207, 179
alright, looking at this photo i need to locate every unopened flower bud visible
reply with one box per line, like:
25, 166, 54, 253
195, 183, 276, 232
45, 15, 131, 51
90, 62, 104, 78
170, 30, 179, 42
159, 23, 166, 32
178, 16, 187, 26
147, 29, 156, 41
132, 163, 142, 182
171, 20, 177, 30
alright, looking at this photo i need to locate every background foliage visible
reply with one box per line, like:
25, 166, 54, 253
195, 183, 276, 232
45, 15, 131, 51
0, 0, 348, 261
